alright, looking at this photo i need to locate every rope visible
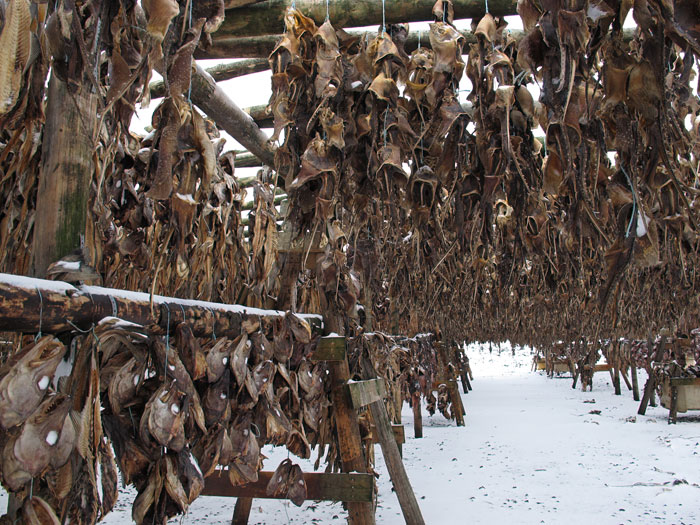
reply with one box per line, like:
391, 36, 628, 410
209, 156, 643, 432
326, 0, 330, 22
485, 0, 490, 14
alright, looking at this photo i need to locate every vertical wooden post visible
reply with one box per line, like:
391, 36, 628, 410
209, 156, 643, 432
668, 385, 678, 424
412, 391, 423, 438
329, 356, 375, 525
449, 381, 465, 426
231, 497, 253, 525
631, 366, 640, 401
613, 363, 621, 395
32, 75, 98, 276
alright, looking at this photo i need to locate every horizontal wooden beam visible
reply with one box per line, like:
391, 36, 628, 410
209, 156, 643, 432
348, 378, 387, 409
374, 423, 405, 445
0, 273, 321, 336
190, 64, 276, 166
202, 471, 375, 502
670, 377, 700, 386
310, 335, 347, 362
197, 28, 636, 60
215, 0, 518, 39
149, 59, 269, 99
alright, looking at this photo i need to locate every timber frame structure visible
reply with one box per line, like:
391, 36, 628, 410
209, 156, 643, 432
2, 0, 700, 522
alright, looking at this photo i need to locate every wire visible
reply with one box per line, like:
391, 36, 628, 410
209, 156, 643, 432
35, 288, 43, 341
382, 0, 386, 35
621, 164, 637, 238
164, 303, 171, 379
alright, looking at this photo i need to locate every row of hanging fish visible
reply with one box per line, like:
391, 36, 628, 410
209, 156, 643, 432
0, 309, 336, 523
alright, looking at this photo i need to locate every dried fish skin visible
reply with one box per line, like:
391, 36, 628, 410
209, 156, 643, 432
140, 381, 186, 452
21, 496, 60, 525
0, 336, 66, 429
14, 393, 74, 476
205, 337, 233, 383
286, 463, 307, 506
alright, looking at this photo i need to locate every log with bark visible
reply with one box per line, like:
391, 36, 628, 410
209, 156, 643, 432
215, 0, 518, 38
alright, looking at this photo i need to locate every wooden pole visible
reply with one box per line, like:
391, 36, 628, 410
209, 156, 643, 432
329, 357, 375, 525
412, 391, 423, 439
638, 377, 655, 415
196, 29, 635, 60
190, 64, 275, 166
0, 273, 321, 336
361, 358, 425, 525
631, 366, 640, 401
31, 75, 98, 277
149, 59, 269, 99
231, 497, 253, 525
215, 0, 518, 38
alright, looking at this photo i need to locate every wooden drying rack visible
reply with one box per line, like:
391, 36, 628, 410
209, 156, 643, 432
0, 273, 424, 525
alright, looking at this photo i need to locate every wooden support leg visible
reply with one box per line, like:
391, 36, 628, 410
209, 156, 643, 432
329, 359, 375, 525
231, 497, 253, 525
360, 358, 425, 525
669, 386, 678, 424
448, 382, 465, 427
631, 366, 640, 402
638, 378, 655, 415
620, 367, 633, 391
613, 365, 621, 395
464, 373, 473, 392
412, 392, 423, 439
650, 387, 657, 407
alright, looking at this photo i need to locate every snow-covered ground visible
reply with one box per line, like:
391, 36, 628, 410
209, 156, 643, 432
3, 344, 699, 524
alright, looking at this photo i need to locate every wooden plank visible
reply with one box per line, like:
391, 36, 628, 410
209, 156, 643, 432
348, 379, 387, 409
203, 471, 375, 502
361, 358, 425, 525
231, 497, 253, 525
669, 377, 700, 386
328, 355, 375, 524
316, 423, 405, 445
310, 336, 347, 362
371, 424, 405, 445
431, 378, 460, 390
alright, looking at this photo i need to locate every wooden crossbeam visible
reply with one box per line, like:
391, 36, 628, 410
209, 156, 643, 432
317, 424, 405, 446
0, 273, 322, 337
202, 471, 375, 502
670, 377, 700, 386
197, 28, 636, 61
348, 379, 387, 409
214, 0, 518, 39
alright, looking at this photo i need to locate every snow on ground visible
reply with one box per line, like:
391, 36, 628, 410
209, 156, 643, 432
3, 344, 699, 524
